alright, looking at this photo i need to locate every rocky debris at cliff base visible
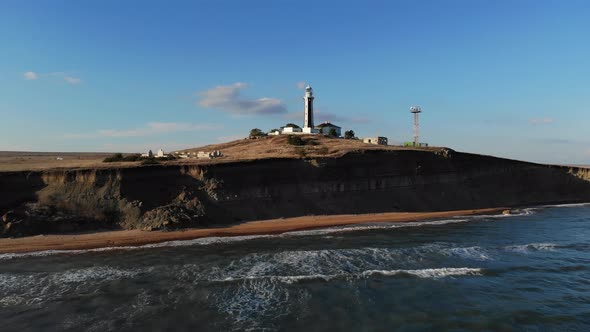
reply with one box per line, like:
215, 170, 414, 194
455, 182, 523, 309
1, 210, 18, 235
139, 190, 207, 231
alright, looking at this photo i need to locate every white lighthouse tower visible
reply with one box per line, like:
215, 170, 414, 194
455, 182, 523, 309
302, 85, 319, 134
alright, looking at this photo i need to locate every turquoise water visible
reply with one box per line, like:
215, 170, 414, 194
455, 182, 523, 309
1, 204, 590, 331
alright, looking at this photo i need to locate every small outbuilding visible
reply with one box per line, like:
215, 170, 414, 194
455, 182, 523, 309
281, 123, 302, 134
363, 137, 388, 145
197, 150, 223, 159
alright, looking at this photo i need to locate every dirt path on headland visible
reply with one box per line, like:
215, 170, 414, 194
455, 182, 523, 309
0, 208, 506, 254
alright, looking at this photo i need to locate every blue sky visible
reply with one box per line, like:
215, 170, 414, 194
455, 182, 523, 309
1, 0, 589, 164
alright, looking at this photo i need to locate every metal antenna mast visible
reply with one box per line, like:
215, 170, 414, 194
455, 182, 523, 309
410, 106, 422, 146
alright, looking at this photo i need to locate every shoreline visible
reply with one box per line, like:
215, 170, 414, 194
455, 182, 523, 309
0, 208, 506, 254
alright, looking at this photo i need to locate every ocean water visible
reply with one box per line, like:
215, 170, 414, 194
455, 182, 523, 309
1, 204, 590, 331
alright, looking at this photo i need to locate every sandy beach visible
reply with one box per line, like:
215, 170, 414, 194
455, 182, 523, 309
0, 208, 505, 254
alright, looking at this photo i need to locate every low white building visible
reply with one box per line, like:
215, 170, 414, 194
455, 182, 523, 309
281, 125, 302, 134
197, 150, 223, 159
268, 130, 281, 136
141, 148, 170, 158
141, 150, 153, 158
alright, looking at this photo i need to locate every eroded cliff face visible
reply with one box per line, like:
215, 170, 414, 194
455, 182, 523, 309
2, 150, 590, 237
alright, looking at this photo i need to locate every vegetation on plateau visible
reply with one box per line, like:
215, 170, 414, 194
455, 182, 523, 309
287, 135, 305, 146
344, 130, 356, 139
103, 153, 176, 163
249, 128, 266, 138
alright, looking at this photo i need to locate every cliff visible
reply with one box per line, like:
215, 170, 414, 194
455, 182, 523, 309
2, 149, 590, 237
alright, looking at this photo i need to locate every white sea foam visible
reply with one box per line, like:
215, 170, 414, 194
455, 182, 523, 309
467, 208, 535, 219
211, 275, 302, 331
362, 267, 483, 278
55, 266, 140, 284
282, 218, 471, 237
539, 202, 590, 208
175, 244, 488, 286
505, 243, 558, 253
0, 265, 144, 308
445, 246, 491, 261
210, 267, 483, 285
0, 235, 275, 261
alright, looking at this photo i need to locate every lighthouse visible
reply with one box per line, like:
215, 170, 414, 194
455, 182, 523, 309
302, 85, 319, 134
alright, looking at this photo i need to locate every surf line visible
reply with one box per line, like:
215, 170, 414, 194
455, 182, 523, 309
0, 208, 508, 256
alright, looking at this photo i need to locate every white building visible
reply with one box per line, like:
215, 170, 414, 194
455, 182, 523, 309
268, 130, 281, 136
141, 150, 153, 158
281, 125, 302, 134
197, 150, 223, 159
141, 148, 170, 158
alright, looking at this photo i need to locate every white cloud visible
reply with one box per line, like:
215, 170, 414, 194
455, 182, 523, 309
64, 76, 82, 85
65, 122, 222, 139
23, 71, 38, 80
530, 117, 554, 124
198, 82, 287, 115
23, 71, 82, 84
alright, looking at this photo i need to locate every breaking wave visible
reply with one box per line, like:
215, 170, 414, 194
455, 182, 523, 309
0, 266, 144, 308
214, 267, 483, 285
505, 243, 559, 253
444, 246, 491, 261
539, 202, 590, 208
362, 267, 483, 278
0, 218, 477, 260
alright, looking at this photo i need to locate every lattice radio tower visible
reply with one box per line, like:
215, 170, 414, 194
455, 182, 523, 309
410, 106, 422, 146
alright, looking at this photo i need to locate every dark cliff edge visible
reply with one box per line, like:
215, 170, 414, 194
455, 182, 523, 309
2, 149, 590, 237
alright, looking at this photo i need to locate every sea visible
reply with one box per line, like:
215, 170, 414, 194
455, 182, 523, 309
1, 203, 590, 331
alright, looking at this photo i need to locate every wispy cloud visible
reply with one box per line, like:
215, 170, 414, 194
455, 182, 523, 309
64, 76, 82, 85
296, 81, 306, 89
23, 71, 82, 84
198, 82, 287, 115
65, 122, 222, 139
530, 117, 554, 124
23, 71, 38, 80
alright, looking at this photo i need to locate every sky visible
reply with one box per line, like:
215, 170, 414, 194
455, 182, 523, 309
1, 0, 589, 164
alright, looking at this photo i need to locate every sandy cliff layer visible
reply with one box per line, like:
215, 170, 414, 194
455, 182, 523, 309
1, 149, 590, 237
